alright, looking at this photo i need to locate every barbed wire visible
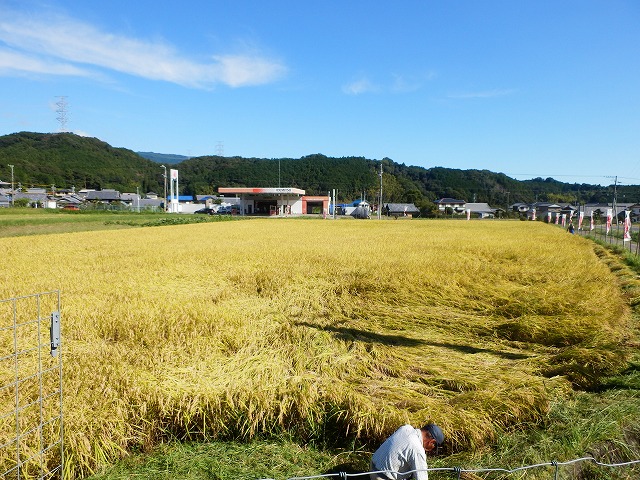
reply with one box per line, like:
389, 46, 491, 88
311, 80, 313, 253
259, 456, 640, 480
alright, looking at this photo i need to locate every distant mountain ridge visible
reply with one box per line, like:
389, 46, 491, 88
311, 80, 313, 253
0, 132, 632, 213
137, 151, 190, 164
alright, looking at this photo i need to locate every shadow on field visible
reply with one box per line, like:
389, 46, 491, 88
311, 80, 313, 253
296, 322, 425, 347
424, 341, 533, 360
296, 322, 532, 360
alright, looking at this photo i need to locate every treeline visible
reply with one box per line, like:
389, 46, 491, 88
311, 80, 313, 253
0, 132, 636, 214
0, 132, 164, 193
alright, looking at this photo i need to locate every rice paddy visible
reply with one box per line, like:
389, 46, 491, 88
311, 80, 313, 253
0, 218, 635, 478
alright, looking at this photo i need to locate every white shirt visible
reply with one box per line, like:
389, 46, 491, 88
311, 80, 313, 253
371, 425, 428, 480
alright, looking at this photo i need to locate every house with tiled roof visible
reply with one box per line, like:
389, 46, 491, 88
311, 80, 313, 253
85, 189, 122, 203
13, 192, 57, 208
383, 203, 420, 218
465, 202, 500, 219
434, 198, 466, 213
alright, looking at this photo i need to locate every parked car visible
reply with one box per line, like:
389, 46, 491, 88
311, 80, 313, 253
194, 207, 216, 215
217, 206, 232, 214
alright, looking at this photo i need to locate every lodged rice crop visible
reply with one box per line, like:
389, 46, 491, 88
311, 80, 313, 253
0, 219, 633, 478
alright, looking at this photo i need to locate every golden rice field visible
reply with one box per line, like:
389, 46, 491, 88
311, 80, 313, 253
0, 218, 635, 478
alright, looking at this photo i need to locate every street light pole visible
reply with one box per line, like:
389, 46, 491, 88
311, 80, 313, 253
8, 164, 14, 207
160, 165, 167, 212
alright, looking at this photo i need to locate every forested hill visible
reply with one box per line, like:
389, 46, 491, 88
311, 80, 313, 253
0, 132, 631, 209
0, 132, 164, 193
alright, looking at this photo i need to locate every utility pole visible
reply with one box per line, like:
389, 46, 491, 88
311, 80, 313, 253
378, 162, 383, 220
613, 175, 618, 224
606, 175, 619, 224
331, 189, 338, 219
8, 164, 14, 206
160, 165, 167, 212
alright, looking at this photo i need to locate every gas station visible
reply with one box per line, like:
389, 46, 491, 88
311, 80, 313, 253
217, 187, 330, 216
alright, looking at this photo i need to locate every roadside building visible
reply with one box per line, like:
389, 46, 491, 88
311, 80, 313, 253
510, 202, 531, 214
85, 189, 122, 204
434, 198, 466, 213
531, 202, 562, 218
57, 194, 84, 209
13, 192, 57, 208
383, 203, 420, 218
218, 187, 329, 216
465, 202, 500, 219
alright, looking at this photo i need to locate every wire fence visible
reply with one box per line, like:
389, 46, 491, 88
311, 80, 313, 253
543, 215, 640, 256
572, 222, 640, 255
0, 291, 64, 480
261, 456, 640, 480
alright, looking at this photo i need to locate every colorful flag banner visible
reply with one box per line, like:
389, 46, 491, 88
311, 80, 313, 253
532, 208, 536, 221
624, 210, 631, 242
578, 211, 584, 230
555, 213, 559, 225
606, 209, 612, 234
590, 211, 595, 231
547, 212, 552, 223
466, 208, 470, 221
561, 214, 566, 227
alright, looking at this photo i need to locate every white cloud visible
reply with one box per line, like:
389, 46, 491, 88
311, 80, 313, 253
342, 77, 380, 95
212, 54, 288, 88
0, 11, 287, 88
0, 48, 95, 77
447, 88, 517, 99
390, 74, 422, 93
344, 70, 436, 95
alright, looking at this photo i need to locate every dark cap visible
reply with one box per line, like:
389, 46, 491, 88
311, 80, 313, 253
423, 423, 444, 445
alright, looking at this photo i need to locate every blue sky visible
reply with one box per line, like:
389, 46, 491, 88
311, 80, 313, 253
0, 0, 638, 186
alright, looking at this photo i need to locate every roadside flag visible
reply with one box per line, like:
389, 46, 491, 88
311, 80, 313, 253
532, 208, 536, 221
555, 213, 559, 225
590, 211, 595, 231
624, 210, 631, 242
547, 212, 552, 223
466, 208, 470, 221
578, 211, 584, 230
606, 209, 612, 234
562, 214, 566, 227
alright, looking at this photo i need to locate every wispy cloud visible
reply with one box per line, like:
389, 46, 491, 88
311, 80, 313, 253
344, 70, 436, 95
342, 77, 380, 95
447, 88, 517, 99
0, 10, 287, 88
0, 48, 95, 77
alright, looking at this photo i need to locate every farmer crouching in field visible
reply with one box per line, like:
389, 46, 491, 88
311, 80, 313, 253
370, 423, 444, 480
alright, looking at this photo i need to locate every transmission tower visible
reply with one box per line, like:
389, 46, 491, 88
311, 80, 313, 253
215, 141, 224, 156
55, 96, 69, 132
